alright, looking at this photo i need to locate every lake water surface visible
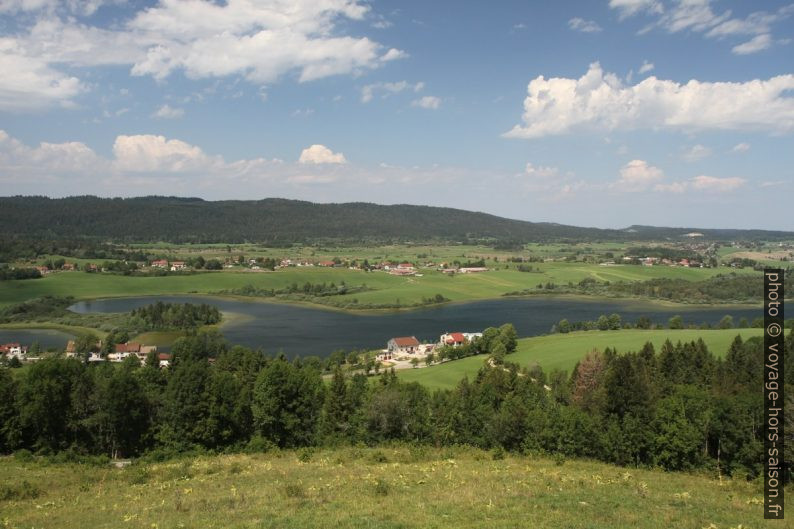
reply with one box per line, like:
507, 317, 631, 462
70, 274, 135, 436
0, 329, 75, 351
67, 295, 761, 358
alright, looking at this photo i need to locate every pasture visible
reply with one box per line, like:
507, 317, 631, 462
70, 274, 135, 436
0, 445, 784, 529
0, 258, 759, 310
398, 328, 764, 390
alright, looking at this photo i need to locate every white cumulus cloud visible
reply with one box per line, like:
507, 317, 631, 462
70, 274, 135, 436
0, 44, 84, 111
608, 0, 663, 20
298, 144, 347, 164
152, 104, 184, 119
504, 62, 794, 139
732, 34, 772, 55
112, 134, 218, 173
638, 60, 654, 74
612, 159, 664, 192
361, 80, 423, 103
411, 95, 441, 110
731, 142, 750, 153
690, 175, 746, 192
0, 0, 405, 111
0, 129, 101, 174
568, 17, 602, 33
682, 144, 712, 162
656, 175, 746, 193
524, 162, 559, 178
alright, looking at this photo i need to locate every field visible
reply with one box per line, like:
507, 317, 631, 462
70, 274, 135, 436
0, 250, 760, 310
0, 446, 786, 529
398, 328, 764, 390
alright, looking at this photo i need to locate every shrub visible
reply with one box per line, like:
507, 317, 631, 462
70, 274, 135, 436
0, 480, 41, 501
374, 478, 389, 496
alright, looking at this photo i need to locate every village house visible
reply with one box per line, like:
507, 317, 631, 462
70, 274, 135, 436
35, 265, 49, 274
387, 336, 420, 355
458, 267, 489, 274
0, 343, 28, 360
62, 263, 76, 271
318, 260, 336, 267
439, 332, 482, 347
151, 259, 169, 268
170, 261, 187, 271
158, 353, 172, 368
440, 332, 466, 347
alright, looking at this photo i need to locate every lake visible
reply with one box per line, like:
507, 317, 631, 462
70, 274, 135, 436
0, 328, 75, 352
67, 295, 762, 358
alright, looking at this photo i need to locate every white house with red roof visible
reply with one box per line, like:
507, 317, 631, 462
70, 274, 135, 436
0, 343, 28, 360
387, 336, 420, 355
439, 332, 483, 347
151, 259, 168, 268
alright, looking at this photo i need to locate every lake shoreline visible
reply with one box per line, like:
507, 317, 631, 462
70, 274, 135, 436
65, 290, 766, 316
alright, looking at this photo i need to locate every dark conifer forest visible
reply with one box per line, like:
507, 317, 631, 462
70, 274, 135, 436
1, 329, 791, 482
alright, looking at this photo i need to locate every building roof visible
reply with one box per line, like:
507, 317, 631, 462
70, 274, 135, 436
116, 342, 141, 353
446, 332, 467, 344
390, 336, 420, 347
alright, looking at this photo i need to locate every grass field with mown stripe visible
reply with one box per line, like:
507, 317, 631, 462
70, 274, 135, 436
397, 328, 764, 390
0, 261, 759, 310
0, 445, 785, 529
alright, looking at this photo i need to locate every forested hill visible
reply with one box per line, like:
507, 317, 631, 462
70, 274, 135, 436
0, 196, 791, 243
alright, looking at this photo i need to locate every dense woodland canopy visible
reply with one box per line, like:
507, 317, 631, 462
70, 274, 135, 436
1, 196, 792, 244
0, 329, 791, 482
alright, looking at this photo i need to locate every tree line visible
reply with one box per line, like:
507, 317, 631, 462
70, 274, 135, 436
129, 302, 221, 330
505, 272, 794, 304
0, 328, 790, 482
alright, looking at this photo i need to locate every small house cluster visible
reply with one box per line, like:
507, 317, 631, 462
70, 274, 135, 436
0, 343, 28, 361
65, 340, 171, 367
150, 259, 186, 271
378, 330, 482, 362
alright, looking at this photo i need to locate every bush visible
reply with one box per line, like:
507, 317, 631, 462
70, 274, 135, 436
369, 450, 388, 464
244, 435, 277, 454
0, 480, 41, 501
283, 482, 305, 499
373, 478, 389, 496
126, 466, 150, 485
13, 449, 34, 462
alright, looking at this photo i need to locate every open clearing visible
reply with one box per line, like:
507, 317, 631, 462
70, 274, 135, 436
0, 446, 785, 529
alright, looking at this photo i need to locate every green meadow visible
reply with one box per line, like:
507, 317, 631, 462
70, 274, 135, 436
0, 259, 758, 309
0, 445, 786, 529
398, 328, 764, 390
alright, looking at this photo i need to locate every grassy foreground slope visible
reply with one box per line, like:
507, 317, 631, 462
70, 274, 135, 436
0, 446, 785, 529
399, 328, 764, 390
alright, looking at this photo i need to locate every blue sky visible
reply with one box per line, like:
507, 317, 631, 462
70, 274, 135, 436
1, 0, 792, 230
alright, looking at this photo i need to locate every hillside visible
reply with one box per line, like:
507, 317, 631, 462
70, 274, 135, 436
0, 446, 782, 529
1, 195, 792, 244
398, 328, 764, 390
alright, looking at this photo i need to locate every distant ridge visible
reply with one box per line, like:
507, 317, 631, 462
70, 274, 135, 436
0, 196, 791, 244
